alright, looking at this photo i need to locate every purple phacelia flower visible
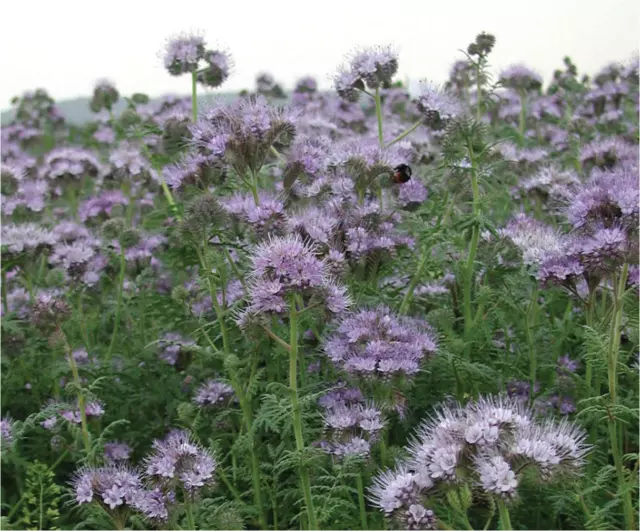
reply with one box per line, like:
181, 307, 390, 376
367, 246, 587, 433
105, 442, 132, 462
193, 380, 235, 407
499, 64, 543, 91
38, 146, 103, 182
163, 33, 206, 76
498, 214, 563, 267
71, 464, 142, 510
416, 82, 463, 129
78, 191, 128, 223
157, 332, 196, 366
397, 178, 428, 207
347, 45, 399, 89
323, 306, 438, 379
109, 142, 155, 181
198, 49, 233, 88
1, 416, 14, 447
1, 223, 57, 256
238, 236, 351, 328
144, 429, 217, 492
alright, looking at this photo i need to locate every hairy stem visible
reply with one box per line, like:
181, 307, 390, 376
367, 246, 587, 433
197, 243, 267, 528
526, 284, 539, 400
374, 86, 384, 148
289, 296, 317, 529
584, 287, 597, 390
65, 335, 91, 456
106, 247, 126, 362
496, 499, 512, 530
399, 247, 428, 315
191, 70, 198, 122
1, 268, 8, 315
463, 142, 480, 349
606, 263, 634, 530
518, 88, 527, 145
355, 473, 368, 530
476, 61, 483, 122
385, 119, 422, 148
184, 492, 196, 530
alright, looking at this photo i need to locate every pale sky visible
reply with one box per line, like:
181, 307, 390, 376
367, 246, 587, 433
1, 0, 638, 108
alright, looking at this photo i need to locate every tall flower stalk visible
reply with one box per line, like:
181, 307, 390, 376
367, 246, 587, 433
463, 142, 481, 344
194, 241, 267, 528
106, 247, 126, 362
63, 333, 91, 455
288, 295, 318, 529
374, 87, 384, 148
191, 71, 198, 122
606, 263, 635, 531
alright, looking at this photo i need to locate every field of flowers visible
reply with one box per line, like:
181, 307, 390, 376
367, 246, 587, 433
0, 31, 638, 530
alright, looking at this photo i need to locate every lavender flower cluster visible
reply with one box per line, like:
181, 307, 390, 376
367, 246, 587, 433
323, 306, 438, 379
369, 396, 589, 528
317, 386, 385, 458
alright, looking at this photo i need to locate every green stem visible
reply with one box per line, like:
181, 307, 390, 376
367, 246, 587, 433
65, 336, 91, 455
518, 89, 527, 145
197, 243, 267, 528
585, 287, 597, 390
374, 86, 384, 148
184, 493, 196, 530
222, 247, 247, 292
527, 284, 539, 400
607, 264, 628, 405
384, 119, 422, 148
77, 291, 91, 351
606, 263, 634, 530
476, 62, 483, 122
249, 169, 260, 206
191, 71, 198, 122
289, 297, 317, 530
1, 268, 8, 314
106, 247, 126, 362
355, 473, 368, 530
463, 143, 480, 347
270, 145, 286, 162
399, 247, 428, 315
496, 499, 512, 530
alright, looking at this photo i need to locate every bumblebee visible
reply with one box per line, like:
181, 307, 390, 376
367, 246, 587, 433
392, 163, 412, 184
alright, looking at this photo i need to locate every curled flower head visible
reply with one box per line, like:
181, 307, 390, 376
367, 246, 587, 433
474, 452, 518, 499
158, 332, 196, 366
579, 137, 637, 170
566, 164, 639, 232
345, 45, 399, 90
1, 223, 57, 257
38, 146, 103, 182
368, 466, 423, 515
0, 416, 14, 448
104, 442, 132, 462
416, 82, 463, 129
71, 464, 142, 510
499, 64, 543, 91
392, 395, 589, 514
144, 429, 217, 492
221, 191, 286, 238
91, 79, 119, 112
197, 49, 233, 88
163, 33, 206, 76
108, 142, 155, 182
190, 96, 296, 176
334, 67, 364, 103
498, 214, 563, 267
193, 380, 235, 407
323, 306, 438, 380
239, 235, 350, 325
